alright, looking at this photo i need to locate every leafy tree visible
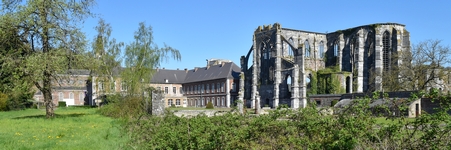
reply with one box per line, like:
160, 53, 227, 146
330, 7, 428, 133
122, 22, 181, 95
0, 0, 95, 118
382, 39, 451, 92
91, 18, 124, 94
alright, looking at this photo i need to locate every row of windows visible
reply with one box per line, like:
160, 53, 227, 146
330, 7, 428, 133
187, 96, 226, 107
97, 81, 127, 92
184, 82, 237, 95
157, 86, 183, 94
58, 92, 84, 101
284, 39, 325, 58
167, 99, 182, 106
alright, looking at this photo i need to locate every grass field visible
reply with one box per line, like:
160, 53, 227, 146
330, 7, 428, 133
0, 107, 128, 150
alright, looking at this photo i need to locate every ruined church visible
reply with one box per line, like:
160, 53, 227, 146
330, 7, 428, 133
240, 23, 410, 109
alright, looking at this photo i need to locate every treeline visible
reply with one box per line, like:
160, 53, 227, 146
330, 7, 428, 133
99, 91, 451, 149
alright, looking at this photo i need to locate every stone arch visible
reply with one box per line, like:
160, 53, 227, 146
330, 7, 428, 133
245, 46, 253, 70
364, 31, 375, 92
346, 76, 351, 93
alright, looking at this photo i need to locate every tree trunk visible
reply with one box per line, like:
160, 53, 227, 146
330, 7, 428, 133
43, 70, 54, 118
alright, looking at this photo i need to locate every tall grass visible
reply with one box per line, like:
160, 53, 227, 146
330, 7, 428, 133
0, 107, 129, 150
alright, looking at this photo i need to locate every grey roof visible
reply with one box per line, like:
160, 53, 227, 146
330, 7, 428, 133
184, 62, 241, 83
150, 69, 188, 84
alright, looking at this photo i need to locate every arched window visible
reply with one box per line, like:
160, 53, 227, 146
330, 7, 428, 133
305, 40, 310, 57
69, 92, 74, 99
217, 97, 220, 106
287, 75, 292, 93
288, 38, 294, 57
221, 97, 225, 106
79, 92, 84, 102
319, 41, 324, 58
261, 42, 268, 59
334, 41, 339, 57
58, 92, 63, 101
383, 31, 391, 72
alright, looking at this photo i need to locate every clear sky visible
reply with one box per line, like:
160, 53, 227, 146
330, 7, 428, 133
82, 0, 451, 70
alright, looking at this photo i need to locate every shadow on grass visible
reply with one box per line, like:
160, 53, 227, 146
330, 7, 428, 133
12, 113, 88, 119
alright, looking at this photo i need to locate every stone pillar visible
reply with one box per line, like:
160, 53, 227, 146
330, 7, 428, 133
226, 78, 230, 108
273, 30, 281, 108
151, 91, 165, 116
238, 72, 244, 114
251, 35, 258, 109
291, 64, 300, 109
255, 91, 261, 114
357, 32, 364, 92
374, 29, 383, 91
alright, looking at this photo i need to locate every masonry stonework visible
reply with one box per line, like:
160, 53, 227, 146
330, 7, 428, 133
241, 23, 410, 108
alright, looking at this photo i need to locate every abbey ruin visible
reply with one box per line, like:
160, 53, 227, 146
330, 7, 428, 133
240, 23, 411, 109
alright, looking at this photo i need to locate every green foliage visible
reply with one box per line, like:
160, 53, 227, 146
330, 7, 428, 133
0, 107, 128, 149
122, 91, 451, 149
307, 71, 317, 95
331, 99, 338, 107
206, 101, 214, 109
171, 104, 176, 108
0, 92, 8, 111
315, 66, 346, 94
58, 101, 66, 107
98, 95, 145, 119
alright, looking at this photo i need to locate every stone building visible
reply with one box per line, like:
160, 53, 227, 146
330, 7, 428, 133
240, 23, 411, 109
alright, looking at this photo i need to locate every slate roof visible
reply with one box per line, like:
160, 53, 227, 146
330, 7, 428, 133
150, 62, 241, 84
150, 69, 188, 84
183, 62, 241, 83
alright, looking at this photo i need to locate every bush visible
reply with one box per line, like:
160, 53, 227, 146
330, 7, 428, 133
171, 104, 176, 108
206, 101, 214, 109
0, 92, 8, 111
98, 95, 145, 119
58, 101, 67, 107
331, 99, 339, 107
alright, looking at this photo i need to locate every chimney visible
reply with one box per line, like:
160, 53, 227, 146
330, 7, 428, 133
156, 67, 159, 72
184, 68, 188, 73
220, 62, 225, 67
194, 67, 198, 72
206, 65, 210, 70
177, 68, 179, 70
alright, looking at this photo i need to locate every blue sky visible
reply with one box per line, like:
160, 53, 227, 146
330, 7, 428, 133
82, 0, 451, 70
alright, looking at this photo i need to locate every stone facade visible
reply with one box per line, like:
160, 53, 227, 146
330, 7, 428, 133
240, 23, 410, 108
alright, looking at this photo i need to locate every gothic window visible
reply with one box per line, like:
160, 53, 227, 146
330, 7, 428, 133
319, 41, 324, 58
334, 40, 339, 57
305, 40, 310, 57
288, 38, 294, 57
383, 31, 391, 72
261, 42, 268, 59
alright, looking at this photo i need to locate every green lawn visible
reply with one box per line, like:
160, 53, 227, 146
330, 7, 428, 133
0, 107, 128, 150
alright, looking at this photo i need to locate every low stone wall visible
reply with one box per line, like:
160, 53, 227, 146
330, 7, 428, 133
172, 110, 228, 117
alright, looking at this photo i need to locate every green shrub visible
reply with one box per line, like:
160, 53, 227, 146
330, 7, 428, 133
331, 99, 338, 107
206, 101, 214, 109
0, 92, 8, 111
171, 104, 176, 108
98, 95, 145, 119
58, 101, 67, 107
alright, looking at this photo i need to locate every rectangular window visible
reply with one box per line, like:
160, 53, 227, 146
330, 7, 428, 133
168, 99, 173, 106
59, 92, 63, 101
217, 83, 220, 93
180, 87, 184, 94
173, 87, 176, 94
165, 87, 168, 94
211, 83, 215, 93
176, 99, 181, 105
221, 83, 225, 92
201, 84, 204, 94
206, 84, 209, 94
